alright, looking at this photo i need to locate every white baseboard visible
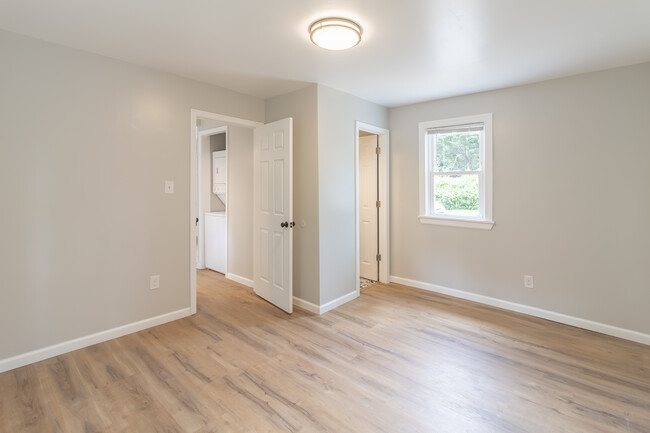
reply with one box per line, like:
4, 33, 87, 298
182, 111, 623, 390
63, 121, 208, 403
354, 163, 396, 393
293, 296, 321, 314
227, 276, 324, 315
320, 291, 359, 314
0, 308, 192, 374
226, 273, 254, 288
293, 290, 359, 315
390, 276, 650, 346
229, 274, 357, 315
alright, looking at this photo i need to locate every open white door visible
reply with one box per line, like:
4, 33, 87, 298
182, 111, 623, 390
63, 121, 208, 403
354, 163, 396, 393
253, 118, 293, 313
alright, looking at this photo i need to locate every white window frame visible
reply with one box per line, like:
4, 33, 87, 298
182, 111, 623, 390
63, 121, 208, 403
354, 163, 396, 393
418, 113, 494, 230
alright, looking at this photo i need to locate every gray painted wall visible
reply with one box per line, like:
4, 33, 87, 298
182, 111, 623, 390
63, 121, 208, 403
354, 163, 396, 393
317, 85, 388, 305
0, 30, 264, 359
265, 85, 321, 305
389, 62, 650, 334
3, 27, 648, 365
265, 85, 388, 307
226, 125, 254, 281
210, 133, 227, 152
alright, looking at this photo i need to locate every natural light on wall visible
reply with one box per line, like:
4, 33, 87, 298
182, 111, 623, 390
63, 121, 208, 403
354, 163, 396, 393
309, 18, 362, 50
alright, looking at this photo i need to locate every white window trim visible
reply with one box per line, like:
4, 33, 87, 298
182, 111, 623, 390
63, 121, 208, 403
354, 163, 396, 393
418, 113, 494, 230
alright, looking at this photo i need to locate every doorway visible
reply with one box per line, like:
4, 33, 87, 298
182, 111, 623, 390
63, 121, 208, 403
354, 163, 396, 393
190, 110, 295, 315
355, 122, 390, 294
196, 126, 227, 271
190, 109, 262, 314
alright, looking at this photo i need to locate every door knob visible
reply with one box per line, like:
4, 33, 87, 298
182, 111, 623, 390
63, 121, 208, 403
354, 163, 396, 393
289, 221, 295, 228
281, 221, 288, 228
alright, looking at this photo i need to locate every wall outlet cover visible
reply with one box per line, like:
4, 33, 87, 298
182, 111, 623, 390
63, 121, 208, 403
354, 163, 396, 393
524, 275, 534, 289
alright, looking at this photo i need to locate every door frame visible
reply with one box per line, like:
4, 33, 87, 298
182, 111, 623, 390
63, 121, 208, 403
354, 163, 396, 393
197, 126, 228, 270
190, 109, 262, 314
355, 121, 390, 294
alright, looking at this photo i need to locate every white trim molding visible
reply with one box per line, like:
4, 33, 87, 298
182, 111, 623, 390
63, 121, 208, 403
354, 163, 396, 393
418, 113, 493, 230
320, 291, 359, 314
227, 274, 358, 316
293, 297, 321, 314
418, 215, 495, 230
0, 308, 192, 374
191, 109, 262, 129
389, 276, 650, 346
226, 273, 254, 288
293, 291, 359, 315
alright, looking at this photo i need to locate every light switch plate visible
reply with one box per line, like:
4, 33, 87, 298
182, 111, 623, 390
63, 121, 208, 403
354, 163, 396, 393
165, 181, 174, 194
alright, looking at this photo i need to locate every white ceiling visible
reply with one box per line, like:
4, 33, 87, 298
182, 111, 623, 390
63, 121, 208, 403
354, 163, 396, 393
1, 0, 650, 107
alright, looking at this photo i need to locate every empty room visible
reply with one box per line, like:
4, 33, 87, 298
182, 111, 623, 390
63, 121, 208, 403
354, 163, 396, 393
1, 1, 649, 432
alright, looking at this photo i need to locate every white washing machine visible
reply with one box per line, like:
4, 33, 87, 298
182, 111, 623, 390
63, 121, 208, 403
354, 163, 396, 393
205, 211, 226, 274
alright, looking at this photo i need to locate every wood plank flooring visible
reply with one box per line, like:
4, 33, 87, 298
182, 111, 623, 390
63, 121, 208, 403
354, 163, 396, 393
1, 270, 649, 432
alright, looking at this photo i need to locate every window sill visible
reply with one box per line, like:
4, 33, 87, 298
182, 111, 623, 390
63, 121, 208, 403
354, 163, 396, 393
418, 215, 495, 230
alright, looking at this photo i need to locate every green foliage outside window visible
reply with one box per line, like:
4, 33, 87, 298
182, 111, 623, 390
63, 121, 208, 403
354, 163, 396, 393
433, 132, 480, 212
434, 175, 479, 211
434, 132, 480, 172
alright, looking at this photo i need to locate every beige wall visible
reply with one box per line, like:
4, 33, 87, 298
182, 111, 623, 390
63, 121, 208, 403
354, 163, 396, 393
265, 85, 388, 307
317, 85, 388, 305
389, 62, 650, 335
3, 26, 648, 366
265, 86, 321, 305
226, 125, 254, 280
0, 30, 264, 360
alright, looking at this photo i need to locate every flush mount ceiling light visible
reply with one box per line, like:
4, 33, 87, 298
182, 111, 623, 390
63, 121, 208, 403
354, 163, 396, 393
309, 18, 362, 51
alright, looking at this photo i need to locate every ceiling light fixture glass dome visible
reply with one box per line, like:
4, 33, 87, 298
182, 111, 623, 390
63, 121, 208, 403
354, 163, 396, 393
309, 18, 362, 51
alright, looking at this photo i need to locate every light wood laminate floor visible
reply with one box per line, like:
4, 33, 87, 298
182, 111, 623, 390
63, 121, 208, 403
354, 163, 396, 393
1, 270, 649, 432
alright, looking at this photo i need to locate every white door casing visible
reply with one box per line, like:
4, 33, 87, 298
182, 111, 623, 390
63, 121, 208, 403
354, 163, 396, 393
253, 118, 293, 313
359, 135, 378, 281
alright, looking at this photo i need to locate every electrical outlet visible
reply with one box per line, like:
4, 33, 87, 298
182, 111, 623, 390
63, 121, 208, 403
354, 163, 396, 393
524, 275, 534, 289
150, 275, 160, 290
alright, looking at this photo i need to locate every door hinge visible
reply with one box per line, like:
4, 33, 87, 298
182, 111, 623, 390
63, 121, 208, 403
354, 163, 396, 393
376, 200, 381, 208
375, 146, 381, 155
376, 254, 382, 262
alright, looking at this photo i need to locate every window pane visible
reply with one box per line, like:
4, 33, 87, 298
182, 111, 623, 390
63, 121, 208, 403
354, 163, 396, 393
432, 131, 481, 172
433, 174, 480, 217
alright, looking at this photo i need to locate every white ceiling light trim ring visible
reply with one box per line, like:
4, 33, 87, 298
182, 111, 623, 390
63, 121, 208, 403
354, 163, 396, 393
309, 17, 362, 51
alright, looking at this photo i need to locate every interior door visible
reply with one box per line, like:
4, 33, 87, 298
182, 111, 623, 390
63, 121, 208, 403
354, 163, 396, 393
359, 135, 378, 281
253, 118, 293, 313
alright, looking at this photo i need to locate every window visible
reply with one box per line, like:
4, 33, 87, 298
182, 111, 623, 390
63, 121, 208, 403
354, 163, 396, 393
419, 114, 494, 229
